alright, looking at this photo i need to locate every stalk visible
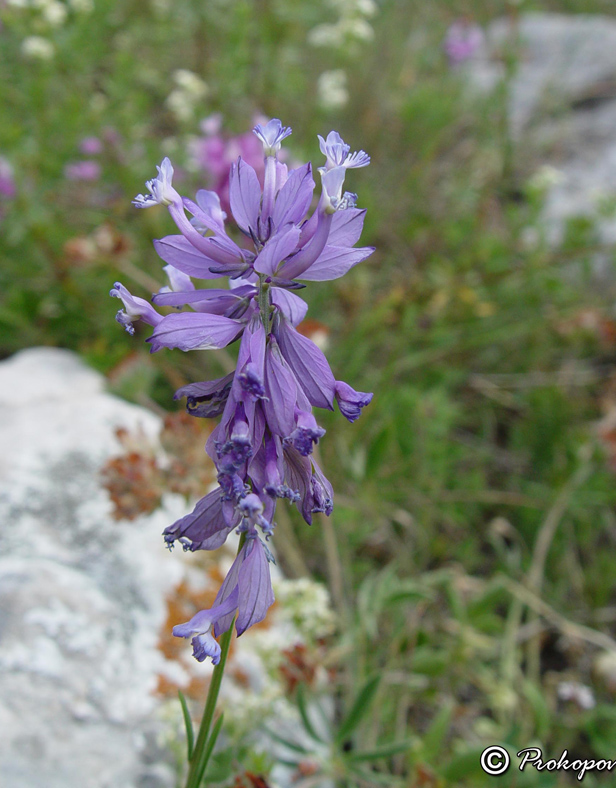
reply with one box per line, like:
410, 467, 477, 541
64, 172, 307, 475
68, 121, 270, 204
183, 532, 246, 788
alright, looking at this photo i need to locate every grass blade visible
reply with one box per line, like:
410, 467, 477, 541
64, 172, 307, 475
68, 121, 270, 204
196, 713, 224, 787
296, 684, 325, 743
347, 739, 414, 762
178, 690, 194, 761
335, 675, 381, 744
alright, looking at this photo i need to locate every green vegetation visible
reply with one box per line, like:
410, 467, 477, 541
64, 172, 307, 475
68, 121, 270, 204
3, 1, 616, 785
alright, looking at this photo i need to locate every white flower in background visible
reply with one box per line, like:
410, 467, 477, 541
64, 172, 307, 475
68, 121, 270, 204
68, 0, 94, 12
150, 0, 171, 14
6, 0, 30, 7
309, 0, 378, 51
165, 69, 209, 122
528, 164, 566, 192
317, 69, 349, 110
21, 36, 55, 60
41, 0, 68, 27
557, 681, 596, 710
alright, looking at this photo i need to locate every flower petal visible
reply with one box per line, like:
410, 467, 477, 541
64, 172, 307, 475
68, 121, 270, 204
298, 245, 374, 282
147, 312, 243, 352
272, 163, 315, 230
275, 318, 335, 409
328, 208, 366, 247
236, 538, 275, 636
254, 224, 302, 276
154, 235, 224, 279
271, 288, 308, 327
230, 157, 261, 236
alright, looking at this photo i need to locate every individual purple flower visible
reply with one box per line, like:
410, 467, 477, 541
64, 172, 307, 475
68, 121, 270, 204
211, 535, 276, 636
443, 20, 484, 67
253, 118, 292, 157
287, 408, 326, 456
174, 373, 235, 418
133, 157, 177, 208
110, 282, 163, 335
113, 117, 374, 663
79, 136, 103, 155
163, 486, 239, 551
173, 587, 240, 664
335, 380, 374, 423
65, 160, 101, 182
318, 131, 370, 171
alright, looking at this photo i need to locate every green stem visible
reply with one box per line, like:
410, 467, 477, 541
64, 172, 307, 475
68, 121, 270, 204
184, 533, 246, 788
257, 274, 271, 334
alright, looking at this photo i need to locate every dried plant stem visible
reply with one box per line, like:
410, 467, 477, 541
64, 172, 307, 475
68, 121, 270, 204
501, 575, 616, 654
525, 454, 592, 682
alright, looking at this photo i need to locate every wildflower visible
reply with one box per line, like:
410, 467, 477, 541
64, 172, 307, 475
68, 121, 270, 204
79, 136, 103, 155
443, 20, 484, 67
0, 158, 16, 200
65, 161, 101, 181
166, 69, 208, 122
112, 119, 374, 661
317, 70, 349, 110
21, 36, 55, 60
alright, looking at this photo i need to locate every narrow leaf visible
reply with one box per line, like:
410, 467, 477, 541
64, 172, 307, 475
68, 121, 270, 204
197, 713, 224, 787
336, 675, 381, 744
422, 700, 454, 760
178, 690, 194, 760
264, 727, 310, 754
296, 684, 325, 743
348, 739, 414, 762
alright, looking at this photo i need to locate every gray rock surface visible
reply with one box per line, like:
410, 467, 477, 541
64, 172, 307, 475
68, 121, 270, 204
469, 12, 616, 244
0, 347, 187, 788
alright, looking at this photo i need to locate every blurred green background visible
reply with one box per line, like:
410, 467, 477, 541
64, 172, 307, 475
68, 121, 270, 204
4, 0, 616, 785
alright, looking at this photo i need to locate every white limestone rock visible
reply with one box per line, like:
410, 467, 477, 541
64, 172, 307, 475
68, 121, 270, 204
0, 347, 186, 788
468, 13, 616, 245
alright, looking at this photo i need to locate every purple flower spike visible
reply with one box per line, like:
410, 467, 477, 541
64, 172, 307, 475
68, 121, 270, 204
114, 117, 374, 659
335, 380, 373, 422
253, 118, 292, 156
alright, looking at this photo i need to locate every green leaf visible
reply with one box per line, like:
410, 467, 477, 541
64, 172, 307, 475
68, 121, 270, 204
296, 684, 325, 743
347, 763, 406, 786
335, 675, 381, 744
178, 690, 194, 761
521, 679, 551, 740
197, 713, 224, 787
264, 728, 311, 754
347, 739, 414, 762
421, 700, 454, 761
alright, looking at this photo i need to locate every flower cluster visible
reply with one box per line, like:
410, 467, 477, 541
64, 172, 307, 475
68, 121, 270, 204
443, 20, 484, 67
111, 119, 373, 664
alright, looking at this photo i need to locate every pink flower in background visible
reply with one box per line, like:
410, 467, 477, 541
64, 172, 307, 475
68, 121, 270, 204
79, 136, 103, 155
0, 157, 16, 199
189, 113, 270, 214
65, 160, 101, 181
443, 20, 484, 67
